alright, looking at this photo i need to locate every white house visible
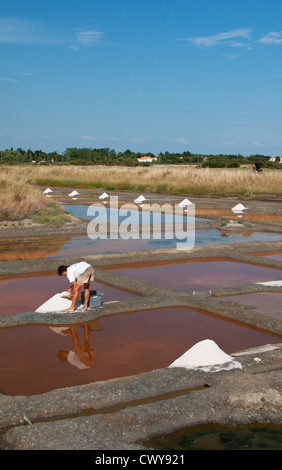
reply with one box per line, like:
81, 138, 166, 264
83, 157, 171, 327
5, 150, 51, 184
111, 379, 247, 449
269, 156, 282, 163
137, 155, 157, 163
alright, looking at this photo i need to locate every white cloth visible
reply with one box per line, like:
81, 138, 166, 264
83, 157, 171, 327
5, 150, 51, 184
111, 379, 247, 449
66, 262, 91, 283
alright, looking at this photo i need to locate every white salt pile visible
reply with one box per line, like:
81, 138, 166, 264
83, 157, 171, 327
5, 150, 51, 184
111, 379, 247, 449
134, 195, 146, 203
256, 280, 282, 286
43, 188, 53, 194
99, 192, 109, 199
35, 292, 82, 313
68, 190, 79, 197
179, 198, 192, 207
231, 203, 247, 212
169, 339, 242, 372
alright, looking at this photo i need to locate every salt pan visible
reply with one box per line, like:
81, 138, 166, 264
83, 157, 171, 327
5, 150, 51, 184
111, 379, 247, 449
169, 339, 242, 372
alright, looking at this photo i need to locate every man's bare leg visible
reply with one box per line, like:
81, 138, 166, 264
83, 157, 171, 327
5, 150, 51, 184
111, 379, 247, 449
83, 283, 90, 309
64, 283, 83, 312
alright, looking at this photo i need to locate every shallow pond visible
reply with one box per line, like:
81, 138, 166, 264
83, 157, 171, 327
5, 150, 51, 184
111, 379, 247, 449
145, 423, 282, 450
0, 273, 139, 315
217, 292, 282, 320
106, 259, 282, 291
2, 229, 282, 261
0, 305, 279, 395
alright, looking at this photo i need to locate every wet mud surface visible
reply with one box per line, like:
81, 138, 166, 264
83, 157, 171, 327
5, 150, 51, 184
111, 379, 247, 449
0, 189, 281, 450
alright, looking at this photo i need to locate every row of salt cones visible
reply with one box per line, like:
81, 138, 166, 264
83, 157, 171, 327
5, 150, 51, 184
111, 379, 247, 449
42, 188, 248, 214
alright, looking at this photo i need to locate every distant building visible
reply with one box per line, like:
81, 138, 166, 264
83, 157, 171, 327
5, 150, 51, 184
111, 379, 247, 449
269, 156, 282, 163
137, 155, 157, 163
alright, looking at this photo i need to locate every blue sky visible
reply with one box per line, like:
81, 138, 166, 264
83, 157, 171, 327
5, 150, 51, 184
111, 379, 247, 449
1, 0, 282, 156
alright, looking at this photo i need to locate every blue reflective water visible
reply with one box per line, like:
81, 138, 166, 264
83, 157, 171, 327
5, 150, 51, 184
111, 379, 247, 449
64, 204, 202, 224
48, 205, 282, 259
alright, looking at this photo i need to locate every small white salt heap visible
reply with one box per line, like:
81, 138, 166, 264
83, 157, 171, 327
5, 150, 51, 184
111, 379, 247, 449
169, 339, 242, 372
134, 195, 146, 203
99, 192, 109, 199
231, 203, 247, 213
179, 198, 192, 207
68, 190, 79, 197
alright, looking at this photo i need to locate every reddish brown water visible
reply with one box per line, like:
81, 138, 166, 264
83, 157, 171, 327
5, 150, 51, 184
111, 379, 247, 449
0, 306, 280, 396
106, 259, 282, 291
217, 292, 282, 320
247, 250, 282, 261
0, 273, 139, 315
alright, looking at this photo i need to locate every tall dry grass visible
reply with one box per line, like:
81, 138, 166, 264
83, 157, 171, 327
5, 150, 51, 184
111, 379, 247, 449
0, 168, 69, 223
4, 164, 282, 198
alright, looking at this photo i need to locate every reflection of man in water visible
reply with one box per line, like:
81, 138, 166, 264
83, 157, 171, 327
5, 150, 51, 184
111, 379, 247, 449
57, 261, 94, 312
56, 325, 95, 369
51, 320, 102, 370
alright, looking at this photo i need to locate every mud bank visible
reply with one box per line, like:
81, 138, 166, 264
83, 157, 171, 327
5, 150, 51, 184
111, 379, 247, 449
0, 191, 281, 450
1, 344, 281, 450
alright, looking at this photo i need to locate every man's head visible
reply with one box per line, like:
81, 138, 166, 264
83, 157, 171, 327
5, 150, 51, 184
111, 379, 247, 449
57, 265, 68, 276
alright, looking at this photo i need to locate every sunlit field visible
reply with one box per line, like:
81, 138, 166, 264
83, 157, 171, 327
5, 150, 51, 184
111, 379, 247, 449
3, 164, 282, 198
1, 164, 282, 221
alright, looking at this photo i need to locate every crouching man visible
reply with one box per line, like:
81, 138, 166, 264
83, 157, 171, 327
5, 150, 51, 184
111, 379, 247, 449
57, 261, 95, 312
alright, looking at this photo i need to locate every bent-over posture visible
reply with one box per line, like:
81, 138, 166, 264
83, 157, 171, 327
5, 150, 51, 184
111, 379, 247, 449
57, 261, 95, 312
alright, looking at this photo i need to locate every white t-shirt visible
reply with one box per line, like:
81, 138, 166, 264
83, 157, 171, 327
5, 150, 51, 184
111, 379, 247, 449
66, 262, 90, 283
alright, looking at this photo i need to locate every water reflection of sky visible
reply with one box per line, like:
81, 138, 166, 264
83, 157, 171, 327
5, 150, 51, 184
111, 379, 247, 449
64, 204, 201, 224
47, 231, 282, 258
44, 204, 282, 257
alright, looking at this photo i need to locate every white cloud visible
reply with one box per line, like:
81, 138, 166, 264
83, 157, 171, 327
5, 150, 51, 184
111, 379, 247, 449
253, 142, 263, 147
169, 138, 189, 145
81, 135, 98, 141
128, 137, 145, 143
0, 16, 60, 44
258, 32, 282, 45
181, 29, 251, 48
75, 28, 104, 45
0, 17, 104, 48
17, 72, 34, 76
0, 77, 21, 84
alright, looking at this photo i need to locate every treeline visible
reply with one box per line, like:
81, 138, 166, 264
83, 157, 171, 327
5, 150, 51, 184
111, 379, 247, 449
0, 147, 280, 168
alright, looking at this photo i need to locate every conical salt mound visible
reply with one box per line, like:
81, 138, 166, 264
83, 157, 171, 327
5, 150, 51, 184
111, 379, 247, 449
99, 192, 109, 199
68, 190, 79, 197
134, 195, 146, 203
179, 198, 192, 207
232, 203, 247, 212
169, 339, 233, 369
